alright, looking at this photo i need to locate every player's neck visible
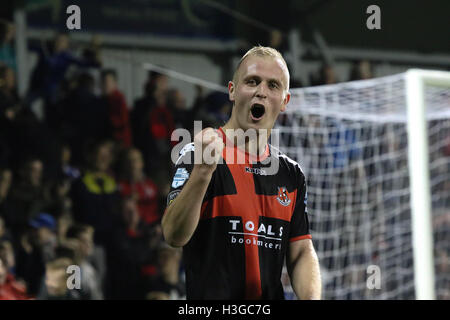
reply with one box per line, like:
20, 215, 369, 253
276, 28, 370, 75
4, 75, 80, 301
221, 123, 270, 157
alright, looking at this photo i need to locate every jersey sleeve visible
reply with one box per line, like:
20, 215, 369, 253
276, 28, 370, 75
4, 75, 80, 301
165, 143, 195, 208
289, 169, 312, 242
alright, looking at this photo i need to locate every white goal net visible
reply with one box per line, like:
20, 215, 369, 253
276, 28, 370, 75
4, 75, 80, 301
276, 71, 450, 300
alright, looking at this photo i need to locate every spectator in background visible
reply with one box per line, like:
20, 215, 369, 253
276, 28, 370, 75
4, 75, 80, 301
349, 60, 373, 81
168, 85, 204, 134
267, 29, 291, 75
168, 88, 190, 130
133, 71, 168, 116
107, 196, 152, 299
15, 213, 57, 296
0, 20, 16, 72
131, 71, 168, 175
118, 148, 161, 227
0, 65, 20, 168
57, 213, 107, 296
145, 242, 184, 300
52, 244, 77, 265
0, 240, 15, 275
120, 196, 144, 240
0, 256, 29, 300
70, 140, 121, 250
268, 30, 285, 52
195, 91, 232, 128
65, 224, 103, 299
56, 209, 73, 245
311, 63, 338, 86
0, 167, 12, 222
59, 143, 80, 181
45, 152, 75, 221
28, 213, 58, 263
0, 63, 61, 181
37, 257, 80, 300
27, 32, 101, 122
326, 119, 362, 169
101, 69, 132, 149
81, 35, 102, 68
146, 75, 175, 165
322, 64, 338, 85
0, 239, 28, 294
60, 73, 109, 167
0, 216, 9, 242
0, 65, 20, 120
5, 158, 52, 238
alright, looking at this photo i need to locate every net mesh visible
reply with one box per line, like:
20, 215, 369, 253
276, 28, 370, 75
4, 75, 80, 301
276, 72, 450, 299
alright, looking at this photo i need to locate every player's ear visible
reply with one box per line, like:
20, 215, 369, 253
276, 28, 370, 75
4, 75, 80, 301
280, 90, 290, 112
228, 81, 235, 103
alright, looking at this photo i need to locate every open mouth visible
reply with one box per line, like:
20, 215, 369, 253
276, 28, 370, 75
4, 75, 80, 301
250, 103, 265, 121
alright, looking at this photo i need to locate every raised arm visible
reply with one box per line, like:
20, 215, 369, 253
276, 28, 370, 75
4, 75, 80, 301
161, 128, 224, 247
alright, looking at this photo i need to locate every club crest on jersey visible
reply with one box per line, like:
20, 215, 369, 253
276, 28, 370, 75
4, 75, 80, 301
172, 168, 189, 188
276, 186, 291, 206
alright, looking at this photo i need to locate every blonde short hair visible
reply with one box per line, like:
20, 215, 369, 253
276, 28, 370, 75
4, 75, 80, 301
232, 46, 290, 90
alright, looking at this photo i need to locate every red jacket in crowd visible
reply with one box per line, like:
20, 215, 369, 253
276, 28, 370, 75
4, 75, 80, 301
0, 274, 30, 300
107, 89, 132, 148
119, 179, 160, 225
149, 105, 175, 146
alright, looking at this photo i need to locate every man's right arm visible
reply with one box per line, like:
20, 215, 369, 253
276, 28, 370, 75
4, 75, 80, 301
162, 128, 224, 247
162, 165, 213, 247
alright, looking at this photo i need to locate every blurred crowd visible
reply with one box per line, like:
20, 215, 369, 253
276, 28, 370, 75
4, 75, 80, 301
0, 19, 236, 300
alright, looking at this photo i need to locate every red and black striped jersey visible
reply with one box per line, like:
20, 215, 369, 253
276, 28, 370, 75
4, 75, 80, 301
165, 127, 311, 300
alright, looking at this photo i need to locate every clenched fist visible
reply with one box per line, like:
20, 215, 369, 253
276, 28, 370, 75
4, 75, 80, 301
193, 128, 225, 173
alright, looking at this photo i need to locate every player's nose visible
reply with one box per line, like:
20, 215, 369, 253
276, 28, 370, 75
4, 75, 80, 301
255, 83, 268, 99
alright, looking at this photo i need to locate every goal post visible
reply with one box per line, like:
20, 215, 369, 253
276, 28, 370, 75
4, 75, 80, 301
405, 69, 450, 300
277, 69, 450, 300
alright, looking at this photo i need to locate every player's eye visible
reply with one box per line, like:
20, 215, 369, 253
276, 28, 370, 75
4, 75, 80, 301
269, 81, 280, 89
246, 78, 258, 85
